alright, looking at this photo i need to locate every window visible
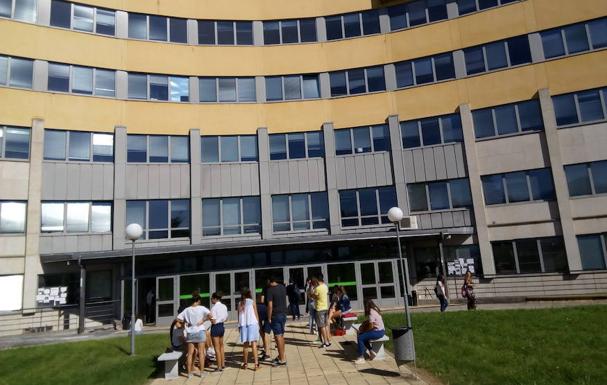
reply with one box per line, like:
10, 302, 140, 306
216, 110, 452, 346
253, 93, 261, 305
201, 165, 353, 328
492, 237, 568, 274
457, 0, 518, 16
269, 131, 324, 160
200, 21, 252, 45
329, 67, 385, 97
50, 0, 70, 28
199, 77, 256, 103
473, 99, 543, 139
0, 201, 26, 233
126, 135, 189, 163
339, 186, 396, 227
394, 53, 455, 88
263, 19, 317, 45
198, 20, 215, 44
541, 18, 606, 59
0, 126, 30, 160
564, 161, 607, 197
408, 178, 472, 212
94, 69, 115, 97
464, 35, 531, 75
128, 73, 147, 99
553, 88, 607, 127
7, 0, 36, 22
325, 11, 380, 41
96, 8, 115, 36
202, 197, 260, 236
169, 18, 187, 43
481, 168, 555, 205
325, 16, 343, 40
126, 200, 189, 239
201, 135, 257, 163
44, 130, 114, 162
41, 202, 112, 233
73, 4, 94, 32
128, 13, 147, 39
334, 125, 390, 155
8, 57, 32, 88
401, 113, 463, 148
72, 66, 93, 95
266, 75, 320, 101
577, 234, 607, 270
48, 0, 114, 35
46, 64, 115, 97
272, 193, 328, 232
127, 74, 189, 102
236, 22, 253, 45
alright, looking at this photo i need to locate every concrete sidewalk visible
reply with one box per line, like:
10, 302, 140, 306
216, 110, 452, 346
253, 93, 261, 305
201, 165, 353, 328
149, 322, 425, 385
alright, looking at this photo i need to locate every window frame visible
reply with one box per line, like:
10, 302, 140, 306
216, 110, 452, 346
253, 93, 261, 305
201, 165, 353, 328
481, 168, 556, 206
263, 18, 318, 45
269, 131, 325, 160
200, 135, 258, 163
577, 233, 607, 271
41, 201, 112, 234
407, 178, 473, 213
199, 77, 257, 103
49, 0, 116, 36
196, 20, 253, 46
564, 160, 607, 198
126, 199, 190, 240
0, 200, 27, 234
0, 125, 30, 160
472, 99, 544, 140
552, 88, 607, 128
540, 19, 605, 60
334, 125, 390, 156
45, 63, 116, 98
457, 0, 519, 16
265, 74, 320, 102
393, 53, 455, 90
400, 113, 464, 149
329, 66, 386, 97
126, 134, 190, 163
339, 186, 397, 227
463, 35, 531, 76
0, 55, 34, 89
492, 237, 568, 275
202, 196, 261, 236
271, 192, 328, 232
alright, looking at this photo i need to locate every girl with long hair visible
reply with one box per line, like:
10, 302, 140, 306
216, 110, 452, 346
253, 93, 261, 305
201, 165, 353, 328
238, 288, 261, 370
354, 299, 385, 364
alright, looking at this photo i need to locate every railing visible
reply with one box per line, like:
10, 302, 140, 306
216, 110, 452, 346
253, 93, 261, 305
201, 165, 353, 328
0, 300, 120, 338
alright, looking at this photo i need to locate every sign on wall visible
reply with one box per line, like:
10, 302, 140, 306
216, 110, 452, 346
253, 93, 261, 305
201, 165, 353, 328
36, 286, 68, 307
447, 258, 475, 276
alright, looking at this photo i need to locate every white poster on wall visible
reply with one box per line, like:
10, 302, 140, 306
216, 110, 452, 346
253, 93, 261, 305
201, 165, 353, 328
0, 275, 23, 311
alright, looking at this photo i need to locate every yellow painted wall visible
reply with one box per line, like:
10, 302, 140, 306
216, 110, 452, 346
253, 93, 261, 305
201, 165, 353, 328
0, 0, 605, 76
1, 52, 606, 134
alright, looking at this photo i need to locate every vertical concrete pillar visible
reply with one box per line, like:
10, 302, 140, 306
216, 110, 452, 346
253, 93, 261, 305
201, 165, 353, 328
115, 11, 129, 39
453, 50, 467, 79
116, 71, 128, 100
190, 129, 202, 244
387, 115, 409, 213
528, 33, 545, 63
255, 76, 266, 103
257, 128, 273, 239
378, 9, 390, 34
36, 0, 50, 26
446, 1, 459, 18
32, 60, 48, 92
538, 89, 583, 272
187, 19, 198, 45
22, 118, 44, 311
113, 126, 127, 250
319, 73, 331, 99
316, 17, 327, 42
188, 77, 199, 103
459, 104, 495, 275
322, 122, 342, 235
384, 64, 397, 92
253, 21, 264, 46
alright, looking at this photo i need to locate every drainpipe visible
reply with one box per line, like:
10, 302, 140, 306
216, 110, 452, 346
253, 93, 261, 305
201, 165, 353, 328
78, 257, 86, 334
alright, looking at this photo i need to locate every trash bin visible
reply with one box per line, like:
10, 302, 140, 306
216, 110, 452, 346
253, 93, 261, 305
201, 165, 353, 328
411, 290, 418, 306
392, 327, 415, 362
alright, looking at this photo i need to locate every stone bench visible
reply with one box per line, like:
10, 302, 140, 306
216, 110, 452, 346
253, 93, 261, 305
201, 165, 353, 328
351, 323, 390, 360
157, 350, 183, 380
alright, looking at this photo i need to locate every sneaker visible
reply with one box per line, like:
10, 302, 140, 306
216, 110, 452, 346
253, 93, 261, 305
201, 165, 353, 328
368, 350, 376, 360
325, 342, 332, 348
354, 357, 366, 365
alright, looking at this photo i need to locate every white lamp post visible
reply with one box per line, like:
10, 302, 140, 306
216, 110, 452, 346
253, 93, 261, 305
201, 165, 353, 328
126, 223, 143, 356
387, 207, 416, 362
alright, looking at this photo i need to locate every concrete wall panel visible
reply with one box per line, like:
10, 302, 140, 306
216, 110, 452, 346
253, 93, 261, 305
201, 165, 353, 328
476, 133, 549, 176
486, 201, 560, 226
403, 143, 467, 183
269, 159, 326, 194
0, 161, 30, 199
201, 164, 260, 198
39, 234, 114, 254
42, 163, 114, 200
558, 122, 607, 165
125, 164, 190, 199
334, 152, 393, 190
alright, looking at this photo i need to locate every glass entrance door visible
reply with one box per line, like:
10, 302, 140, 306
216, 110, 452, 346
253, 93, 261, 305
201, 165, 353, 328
156, 275, 178, 325
360, 260, 398, 307
212, 270, 252, 320
287, 265, 324, 315
327, 263, 359, 310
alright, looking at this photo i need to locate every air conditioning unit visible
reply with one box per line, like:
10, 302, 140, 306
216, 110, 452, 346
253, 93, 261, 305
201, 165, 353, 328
399, 216, 418, 230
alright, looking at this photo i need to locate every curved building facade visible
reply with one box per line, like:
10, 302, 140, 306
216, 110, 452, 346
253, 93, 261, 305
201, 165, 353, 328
1, 0, 607, 329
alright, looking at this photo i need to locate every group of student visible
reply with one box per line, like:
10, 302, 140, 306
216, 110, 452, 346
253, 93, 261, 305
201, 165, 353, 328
171, 274, 388, 377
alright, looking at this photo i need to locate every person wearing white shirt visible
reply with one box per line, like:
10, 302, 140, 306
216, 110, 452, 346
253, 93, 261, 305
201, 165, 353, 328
210, 292, 229, 371
176, 294, 211, 378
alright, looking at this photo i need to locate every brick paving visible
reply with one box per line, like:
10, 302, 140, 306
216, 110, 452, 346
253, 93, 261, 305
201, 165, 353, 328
149, 322, 426, 385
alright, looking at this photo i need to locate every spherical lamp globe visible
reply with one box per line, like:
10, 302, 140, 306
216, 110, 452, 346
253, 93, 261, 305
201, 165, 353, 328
126, 223, 143, 241
387, 207, 404, 224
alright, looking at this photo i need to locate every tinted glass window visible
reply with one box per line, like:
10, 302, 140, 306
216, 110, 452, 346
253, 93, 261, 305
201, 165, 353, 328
9, 58, 33, 88
281, 20, 298, 44
220, 136, 238, 162
389, 5, 407, 31
127, 135, 147, 162
421, 118, 441, 146
243, 197, 261, 233
553, 94, 579, 126
464, 46, 485, 75
591, 161, 607, 194
348, 69, 366, 94
0, 56, 6, 85
434, 53, 455, 80
518, 100, 543, 131
494, 104, 518, 135
450, 179, 472, 208
408, 184, 428, 212
170, 77, 189, 102
516, 239, 542, 273
482, 174, 506, 205
4, 128, 29, 159
236, 22, 253, 45
362, 10, 380, 35
343, 13, 361, 38
408, 1, 426, 26
272, 195, 290, 231
485, 41, 508, 70
288, 133, 306, 159
458, 0, 477, 15
269, 135, 287, 160
401, 121, 420, 148
96, 9, 115, 36
72, 66, 93, 95
528, 168, 555, 200
50, 0, 71, 28
263, 21, 280, 45
504, 171, 529, 202
428, 0, 448, 21
441, 114, 463, 143
149, 136, 168, 162
14, 0, 36, 22
302, 75, 320, 99
169, 18, 187, 43
577, 235, 606, 270
300, 18, 317, 42
170, 136, 189, 162
311, 192, 329, 228
540, 237, 568, 273
68, 131, 90, 161
335, 130, 352, 155
44, 130, 66, 160
201, 136, 219, 162
478, 0, 498, 9
266, 77, 283, 101
366, 66, 385, 92
541, 29, 565, 58
284, 76, 301, 100
577, 90, 604, 122
128, 73, 147, 100
202, 199, 220, 235
95, 69, 115, 97
473, 109, 495, 138
428, 182, 449, 210
371, 125, 390, 152
359, 188, 378, 225
198, 21, 215, 44
326, 16, 343, 40
149, 200, 168, 238
306, 132, 324, 158
217, 21, 234, 44
0, 0, 10, 17
330, 71, 347, 97
395, 62, 414, 88
493, 241, 517, 274
413, 57, 434, 84
589, 18, 607, 49
507, 35, 532, 66
92, 133, 113, 162
237, 77, 256, 102
48, 63, 69, 92
352, 127, 371, 153
199, 78, 217, 102
218, 78, 236, 102
240, 136, 258, 162
126, 201, 145, 231
149, 75, 168, 101
564, 164, 591, 196
128, 13, 147, 39
73, 5, 94, 32
564, 24, 589, 54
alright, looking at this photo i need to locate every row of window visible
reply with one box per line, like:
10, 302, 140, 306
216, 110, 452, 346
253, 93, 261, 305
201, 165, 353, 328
408, 178, 472, 212
0, 56, 33, 89
0, 126, 30, 160
127, 135, 190, 163
401, 113, 462, 148
2, 0, 522, 46
481, 168, 555, 205
269, 132, 324, 160
339, 186, 397, 227
564, 160, 607, 198
473, 99, 543, 139
335, 125, 390, 155
48, 63, 116, 97
578, 233, 607, 270
553, 87, 607, 127
541, 18, 607, 59
464, 35, 531, 76
492, 237, 567, 274
394, 52, 455, 88
41, 201, 111, 233
44, 130, 113, 162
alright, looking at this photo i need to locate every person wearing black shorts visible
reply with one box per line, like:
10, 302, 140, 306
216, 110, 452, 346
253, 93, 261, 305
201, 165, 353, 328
266, 276, 288, 366
210, 292, 228, 371
256, 294, 271, 360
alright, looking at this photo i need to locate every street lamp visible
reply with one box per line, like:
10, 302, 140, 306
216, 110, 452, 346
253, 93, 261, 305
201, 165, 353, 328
126, 223, 143, 356
387, 207, 416, 363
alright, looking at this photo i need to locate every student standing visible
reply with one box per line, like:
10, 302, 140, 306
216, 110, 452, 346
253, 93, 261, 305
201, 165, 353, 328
311, 276, 331, 348
256, 293, 271, 361
266, 276, 288, 366
176, 294, 211, 378
238, 289, 261, 371
462, 270, 476, 310
210, 292, 228, 371
286, 280, 301, 320
305, 278, 317, 334
354, 299, 385, 364
435, 273, 449, 312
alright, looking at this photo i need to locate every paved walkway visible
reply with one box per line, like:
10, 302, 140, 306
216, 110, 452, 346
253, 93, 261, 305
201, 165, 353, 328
149, 322, 425, 385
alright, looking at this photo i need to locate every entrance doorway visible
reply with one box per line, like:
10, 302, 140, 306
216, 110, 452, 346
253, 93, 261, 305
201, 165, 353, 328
287, 265, 324, 314
212, 270, 252, 320
156, 275, 179, 325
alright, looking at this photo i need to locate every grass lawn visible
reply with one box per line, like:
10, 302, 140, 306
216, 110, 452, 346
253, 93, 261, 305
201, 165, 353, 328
0, 334, 167, 385
382, 305, 607, 385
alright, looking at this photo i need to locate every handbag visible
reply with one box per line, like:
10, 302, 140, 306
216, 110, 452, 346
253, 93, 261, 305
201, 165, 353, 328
359, 320, 373, 333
